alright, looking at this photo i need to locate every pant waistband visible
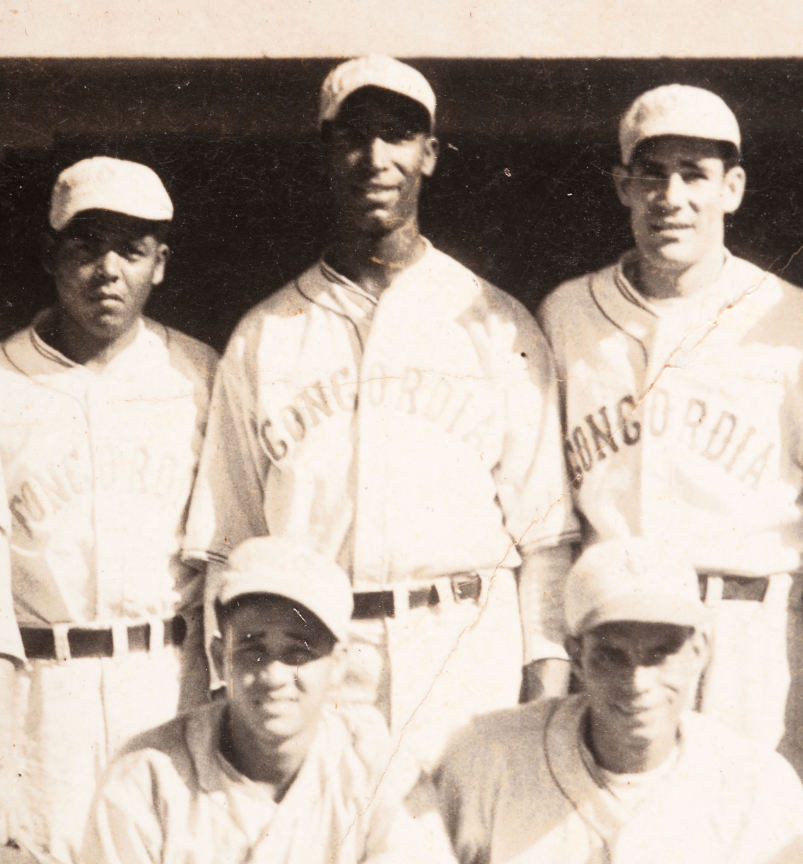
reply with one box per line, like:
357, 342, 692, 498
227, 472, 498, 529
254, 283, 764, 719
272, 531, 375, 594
352, 572, 484, 619
698, 572, 770, 604
20, 616, 186, 661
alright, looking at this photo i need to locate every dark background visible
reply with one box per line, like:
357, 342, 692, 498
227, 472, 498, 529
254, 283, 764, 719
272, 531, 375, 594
2, 58, 802, 351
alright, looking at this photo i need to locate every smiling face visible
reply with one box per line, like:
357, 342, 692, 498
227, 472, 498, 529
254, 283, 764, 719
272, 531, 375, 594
614, 136, 745, 276
45, 210, 168, 356
214, 594, 345, 751
324, 87, 438, 238
569, 620, 707, 771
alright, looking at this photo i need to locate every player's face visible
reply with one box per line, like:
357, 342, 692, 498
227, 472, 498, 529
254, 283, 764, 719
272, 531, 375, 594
47, 210, 168, 347
614, 136, 745, 274
326, 89, 438, 237
219, 596, 345, 748
573, 621, 705, 753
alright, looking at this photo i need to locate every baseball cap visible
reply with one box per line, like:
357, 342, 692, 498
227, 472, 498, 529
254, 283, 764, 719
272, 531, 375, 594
49, 156, 174, 231
319, 54, 436, 130
215, 536, 354, 643
565, 538, 707, 636
619, 84, 741, 166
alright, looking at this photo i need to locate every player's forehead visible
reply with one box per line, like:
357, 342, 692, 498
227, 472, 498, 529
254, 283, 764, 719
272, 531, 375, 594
630, 135, 727, 172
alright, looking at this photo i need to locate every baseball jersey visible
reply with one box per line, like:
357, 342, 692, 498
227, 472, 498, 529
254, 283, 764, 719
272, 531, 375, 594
83, 701, 455, 864
0, 312, 218, 625
435, 694, 803, 864
538, 250, 803, 576
184, 240, 577, 650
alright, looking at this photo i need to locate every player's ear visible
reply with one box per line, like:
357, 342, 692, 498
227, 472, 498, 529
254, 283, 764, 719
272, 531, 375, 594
612, 164, 633, 207
689, 626, 711, 672
721, 164, 746, 214
421, 135, 439, 178
328, 641, 349, 690
565, 634, 584, 684
150, 243, 170, 288
41, 230, 58, 276
210, 633, 226, 683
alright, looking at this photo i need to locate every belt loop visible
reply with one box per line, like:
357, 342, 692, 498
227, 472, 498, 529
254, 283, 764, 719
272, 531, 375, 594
148, 617, 165, 653
52, 623, 71, 664
111, 620, 129, 657
392, 585, 409, 620
477, 571, 490, 605
435, 577, 454, 607
703, 574, 724, 607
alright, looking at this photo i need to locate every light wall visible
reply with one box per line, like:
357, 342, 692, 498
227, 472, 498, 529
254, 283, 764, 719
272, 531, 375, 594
1, 0, 800, 58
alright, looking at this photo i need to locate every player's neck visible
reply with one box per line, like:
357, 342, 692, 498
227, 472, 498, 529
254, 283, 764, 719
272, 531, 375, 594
628, 246, 727, 301
585, 710, 678, 774
222, 708, 312, 799
326, 223, 426, 295
42, 309, 140, 369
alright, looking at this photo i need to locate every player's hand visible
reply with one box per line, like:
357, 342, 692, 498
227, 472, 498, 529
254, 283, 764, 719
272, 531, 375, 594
519, 658, 571, 702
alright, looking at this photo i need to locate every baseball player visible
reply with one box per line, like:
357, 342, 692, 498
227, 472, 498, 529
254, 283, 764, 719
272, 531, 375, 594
436, 539, 803, 864
537, 84, 803, 773
0, 157, 217, 863
183, 55, 578, 776
82, 536, 454, 864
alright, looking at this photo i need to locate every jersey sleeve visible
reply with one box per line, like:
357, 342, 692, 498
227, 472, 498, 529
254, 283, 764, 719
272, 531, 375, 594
182, 331, 270, 566
491, 296, 579, 551
433, 720, 497, 864
0, 468, 23, 664
81, 755, 164, 864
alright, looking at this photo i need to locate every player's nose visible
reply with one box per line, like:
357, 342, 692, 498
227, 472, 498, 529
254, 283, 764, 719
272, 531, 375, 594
366, 136, 392, 169
656, 172, 685, 208
257, 658, 295, 688
94, 249, 122, 280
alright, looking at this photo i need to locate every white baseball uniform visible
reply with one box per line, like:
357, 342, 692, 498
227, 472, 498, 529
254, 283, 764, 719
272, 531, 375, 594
538, 250, 803, 771
436, 694, 803, 864
0, 469, 24, 663
0, 311, 217, 863
82, 701, 455, 864
184, 239, 578, 770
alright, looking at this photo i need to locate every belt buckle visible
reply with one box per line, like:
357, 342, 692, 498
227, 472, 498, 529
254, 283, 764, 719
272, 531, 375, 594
451, 572, 480, 603
148, 617, 165, 653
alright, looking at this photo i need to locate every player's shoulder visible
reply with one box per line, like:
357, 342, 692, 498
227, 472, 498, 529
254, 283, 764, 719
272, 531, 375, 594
538, 262, 617, 326
681, 710, 802, 792
443, 699, 552, 772
150, 320, 219, 378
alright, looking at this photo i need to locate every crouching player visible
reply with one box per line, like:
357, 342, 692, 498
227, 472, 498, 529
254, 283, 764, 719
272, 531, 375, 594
82, 536, 453, 864
436, 539, 803, 864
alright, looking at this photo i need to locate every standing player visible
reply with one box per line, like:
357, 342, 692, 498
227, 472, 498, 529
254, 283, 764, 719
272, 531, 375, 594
538, 84, 803, 773
184, 55, 578, 776
0, 156, 217, 862
436, 539, 803, 863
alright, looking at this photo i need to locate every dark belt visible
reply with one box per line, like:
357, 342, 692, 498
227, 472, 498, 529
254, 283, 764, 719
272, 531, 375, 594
698, 572, 770, 603
20, 616, 186, 660
352, 573, 483, 619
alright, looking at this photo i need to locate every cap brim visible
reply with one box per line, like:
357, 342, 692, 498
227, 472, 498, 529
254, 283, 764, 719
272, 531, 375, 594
576, 594, 708, 634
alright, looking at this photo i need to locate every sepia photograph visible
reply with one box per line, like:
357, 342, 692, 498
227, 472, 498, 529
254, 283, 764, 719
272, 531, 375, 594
1, 2, 802, 862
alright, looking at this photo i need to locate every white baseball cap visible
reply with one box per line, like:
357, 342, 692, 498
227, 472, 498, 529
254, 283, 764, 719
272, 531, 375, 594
565, 538, 707, 636
49, 156, 174, 231
619, 84, 741, 166
215, 536, 354, 643
319, 54, 436, 130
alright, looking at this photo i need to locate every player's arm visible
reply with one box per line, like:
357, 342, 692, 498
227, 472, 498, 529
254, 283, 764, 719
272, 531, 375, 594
0, 488, 25, 848
491, 302, 579, 700
182, 338, 272, 569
